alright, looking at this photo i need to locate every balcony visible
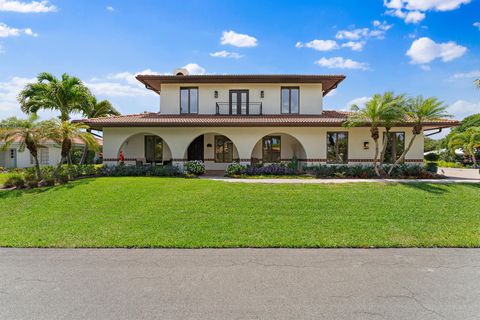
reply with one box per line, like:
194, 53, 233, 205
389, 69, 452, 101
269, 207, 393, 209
215, 102, 262, 115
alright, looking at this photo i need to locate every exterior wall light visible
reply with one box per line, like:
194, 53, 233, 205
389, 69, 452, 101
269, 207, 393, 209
214, 91, 218, 98
207, 143, 212, 148
260, 90, 264, 98
363, 141, 370, 150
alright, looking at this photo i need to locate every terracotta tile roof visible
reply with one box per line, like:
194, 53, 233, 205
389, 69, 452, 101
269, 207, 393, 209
74, 110, 460, 128
136, 74, 345, 96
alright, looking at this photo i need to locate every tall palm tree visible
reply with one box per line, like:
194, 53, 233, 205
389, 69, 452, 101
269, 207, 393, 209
475, 79, 480, 88
448, 127, 480, 168
345, 92, 406, 176
18, 72, 91, 121
388, 96, 451, 175
43, 119, 99, 172
79, 96, 119, 164
0, 115, 48, 181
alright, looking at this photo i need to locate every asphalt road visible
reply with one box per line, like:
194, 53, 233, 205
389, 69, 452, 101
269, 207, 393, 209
0, 248, 479, 320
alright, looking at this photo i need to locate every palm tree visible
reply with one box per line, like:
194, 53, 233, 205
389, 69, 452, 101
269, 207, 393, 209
475, 79, 480, 88
43, 119, 99, 171
0, 115, 48, 181
18, 72, 91, 122
345, 92, 406, 176
79, 97, 119, 164
448, 127, 480, 168
388, 96, 450, 175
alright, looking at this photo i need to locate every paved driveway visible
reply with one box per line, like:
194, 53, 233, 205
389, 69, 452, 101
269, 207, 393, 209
0, 248, 479, 319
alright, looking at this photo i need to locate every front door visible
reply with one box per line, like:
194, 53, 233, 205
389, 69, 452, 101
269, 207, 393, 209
229, 90, 249, 115
187, 135, 204, 161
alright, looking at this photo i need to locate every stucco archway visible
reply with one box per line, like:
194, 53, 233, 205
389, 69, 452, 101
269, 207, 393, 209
250, 132, 307, 166
117, 132, 173, 165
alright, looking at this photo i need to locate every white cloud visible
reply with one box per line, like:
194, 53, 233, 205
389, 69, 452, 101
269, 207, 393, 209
346, 97, 370, 109
341, 41, 365, 51
210, 50, 243, 59
295, 39, 339, 51
447, 100, 480, 120
315, 57, 369, 70
474, 22, 480, 30
106, 69, 159, 86
384, 0, 470, 23
0, 76, 35, 113
335, 20, 392, 41
220, 30, 257, 48
85, 81, 149, 97
106, 6, 114, 11
372, 20, 393, 31
452, 70, 480, 79
0, 22, 38, 37
182, 63, 206, 75
0, 0, 56, 13
336, 28, 369, 40
406, 37, 467, 65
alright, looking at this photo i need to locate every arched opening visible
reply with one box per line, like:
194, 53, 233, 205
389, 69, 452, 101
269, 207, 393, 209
184, 133, 240, 171
118, 133, 172, 166
251, 133, 307, 167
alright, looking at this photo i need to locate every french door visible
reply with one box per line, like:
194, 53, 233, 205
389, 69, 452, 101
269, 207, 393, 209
229, 90, 249, 115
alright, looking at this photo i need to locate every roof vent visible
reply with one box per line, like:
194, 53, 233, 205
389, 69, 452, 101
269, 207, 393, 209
173, 68, 189, 76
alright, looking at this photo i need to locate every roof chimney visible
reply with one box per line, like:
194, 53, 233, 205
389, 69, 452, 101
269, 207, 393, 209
173, 68, 189, 76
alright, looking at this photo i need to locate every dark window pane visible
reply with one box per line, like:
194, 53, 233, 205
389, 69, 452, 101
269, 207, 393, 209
180, 89, 189, 113
290, 89, 299, 113
145, 136, 163, 163
215, 135, 234, 163
189, 88, 198, 113
281, 89, 290, 113
327, 132, 348, 163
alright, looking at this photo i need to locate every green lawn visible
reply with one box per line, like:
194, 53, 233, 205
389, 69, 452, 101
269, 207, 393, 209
0, 177, 479, 248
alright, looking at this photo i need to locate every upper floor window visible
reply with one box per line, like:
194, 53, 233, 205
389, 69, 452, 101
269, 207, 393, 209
384, 132, 405, 163
180, 87, 198, 114
281, 87, 299, 114
263, 136, 281, 162
327, 132, 348, 164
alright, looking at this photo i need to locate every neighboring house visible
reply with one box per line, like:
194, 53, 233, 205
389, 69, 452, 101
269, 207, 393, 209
0, 137, 103, 169
77, 69, 459, 171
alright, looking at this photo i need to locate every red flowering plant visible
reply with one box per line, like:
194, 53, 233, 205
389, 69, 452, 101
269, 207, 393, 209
118, 149, 125, 165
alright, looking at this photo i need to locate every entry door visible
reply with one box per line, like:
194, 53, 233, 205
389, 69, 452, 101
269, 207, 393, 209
229, 90, 249, 115
187, 135, 204, 161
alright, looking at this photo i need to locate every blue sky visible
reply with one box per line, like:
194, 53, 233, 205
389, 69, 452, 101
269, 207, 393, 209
0, 0, 479, 136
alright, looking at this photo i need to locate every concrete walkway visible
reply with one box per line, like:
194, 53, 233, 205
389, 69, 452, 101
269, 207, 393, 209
0, 248, 479, 320
204, 177, 480, 184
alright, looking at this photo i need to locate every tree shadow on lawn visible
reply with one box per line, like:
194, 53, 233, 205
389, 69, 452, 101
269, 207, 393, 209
400, 182, 480, 195
0, 179, 93, 200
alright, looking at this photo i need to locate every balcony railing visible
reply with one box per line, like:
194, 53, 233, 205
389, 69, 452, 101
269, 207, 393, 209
215, 102, 262, 115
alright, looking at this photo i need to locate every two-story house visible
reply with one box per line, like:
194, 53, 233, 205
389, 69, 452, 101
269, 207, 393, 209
79, 68, 458, 171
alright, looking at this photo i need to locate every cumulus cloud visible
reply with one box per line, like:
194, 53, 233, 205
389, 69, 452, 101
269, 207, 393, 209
0, 0, 56, 12
295, 39, 339, 51
447, 100, 480, 120
452, 70, 480, 79
210, 50, 243, 59
406, 37, 467, 65
0, 22, 38, 37
220, 30, 257, 47
384, 0, 470, 23
346, 96, 370, 109
106, 6, 114, 11
341, 41, 365, 51
474, 22, 480, 30
182, 63, 206, 75
315, 57, 369, 70
0, 76, 35, 113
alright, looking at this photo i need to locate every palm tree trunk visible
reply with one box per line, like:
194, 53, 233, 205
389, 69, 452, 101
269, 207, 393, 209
388, 134, 418, 175
380, 130, 390, 165
472, 153, 477, 169
79, 129, 91, 165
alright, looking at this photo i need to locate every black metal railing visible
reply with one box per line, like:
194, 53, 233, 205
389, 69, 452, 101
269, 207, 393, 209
215, 102, 262, 115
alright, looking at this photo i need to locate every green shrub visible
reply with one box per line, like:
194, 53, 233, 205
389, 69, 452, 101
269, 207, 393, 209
100, 164, 181, 177
184, 161, 205, 176
424, 153, 439, 162
425, 162, 438, 173
3, 173, 25, 188
437, 160, 464, 168
225, 163, 247, 177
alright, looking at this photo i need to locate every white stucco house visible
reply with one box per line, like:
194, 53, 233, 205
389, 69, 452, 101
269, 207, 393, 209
76, 69, 458, 172
0, 137, 102, 169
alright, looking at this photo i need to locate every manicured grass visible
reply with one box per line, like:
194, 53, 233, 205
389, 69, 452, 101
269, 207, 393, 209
0, 177, 478, 248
